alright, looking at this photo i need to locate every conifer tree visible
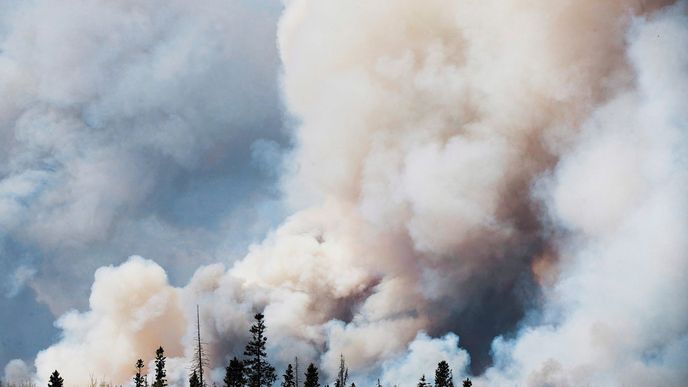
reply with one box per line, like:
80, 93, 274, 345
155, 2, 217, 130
134, 359, 145, 387
153, 347, 167, 387
190, 371, 201, 387
417, 375, 429, 387
303, 364, 319, 387
376, 379, 382, 387
294, 358, 300, 387
434, 361, 453, 387
48, 370, 64, 387
224, 357, 246, 387
333, 355, 348, 387
192, 306, 209, 387
461, 379, 471, 387
281, 364, 295, 387
243, 313, 277, 387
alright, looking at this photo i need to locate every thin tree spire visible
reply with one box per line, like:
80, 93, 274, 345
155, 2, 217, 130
294, 357, 299, 387
191, 305, 209, 387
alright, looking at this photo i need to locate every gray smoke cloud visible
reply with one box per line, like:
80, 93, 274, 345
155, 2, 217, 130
0, 0, 286, 370
4, 0, 688, 386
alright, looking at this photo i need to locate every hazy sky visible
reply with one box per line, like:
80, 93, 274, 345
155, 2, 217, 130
0, 0, 287, 368
2, 1, 688, 386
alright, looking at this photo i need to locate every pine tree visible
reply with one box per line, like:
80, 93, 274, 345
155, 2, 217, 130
243, 313, 277, 387
417, 375, 429, 387
134, 359, 145, 387
434, 361, 453, 387
48, 370, 64, 387
224, 357, 246, 387
376, 380, 382, 387
461, 379, 471, 387
294, 358, 300, 387
153, 347, 167, 387
303, 364, 319, 387
333, 355, 348, 387
281, 364, 295, 387
192, 306, 210, 387
190, 371, 201, 387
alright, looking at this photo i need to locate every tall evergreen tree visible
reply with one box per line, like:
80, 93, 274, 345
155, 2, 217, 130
461, 379, 471, 387
190, 371, 201, 387
376, 380, 382, 387
294, 358, 300, 387
224, 357, 246, 387
417, 375, 429, 387
243, 313, 277, 387
281, 364, 295, 387
48, 370, 64, 387
192, 306, 210, 387
434, 361, 453, 387
134, 359, 145, 387
333, 355, 348, 387
153, 347, 167, 387
303, 364, 319, 387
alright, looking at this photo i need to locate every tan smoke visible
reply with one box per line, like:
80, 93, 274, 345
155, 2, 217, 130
34, 257, 186, 385
27, 0, 688, 386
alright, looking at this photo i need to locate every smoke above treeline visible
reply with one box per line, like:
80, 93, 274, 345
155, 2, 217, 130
2, 0, 688, 386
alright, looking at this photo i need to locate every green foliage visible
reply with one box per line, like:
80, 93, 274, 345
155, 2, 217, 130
243, 313, 276, 387
48, 371, 63, 387
152, 347, 167, 387
281, 364, 295, 387
434, 361, 453, 387
189, 371, 201, 387
417, 375, 429, 387
133, 359, 145, 387
303, 364, 318, 387
224, 357, 246, 387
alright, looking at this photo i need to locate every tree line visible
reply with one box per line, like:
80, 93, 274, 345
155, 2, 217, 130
11, 312, 473, 387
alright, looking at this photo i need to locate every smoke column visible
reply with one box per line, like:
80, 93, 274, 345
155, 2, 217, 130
8, 0, 688, 386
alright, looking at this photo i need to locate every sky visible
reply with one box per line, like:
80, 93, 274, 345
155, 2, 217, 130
2, 1, 688, 386
0, 0, 288, 369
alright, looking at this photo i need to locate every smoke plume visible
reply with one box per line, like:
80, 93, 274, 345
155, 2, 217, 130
6, 0, 688, 386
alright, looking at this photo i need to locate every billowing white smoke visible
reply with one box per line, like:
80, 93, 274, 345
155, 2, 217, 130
14, 0, 688, 386
33, 257, 185, 384
0, 0, 283, 316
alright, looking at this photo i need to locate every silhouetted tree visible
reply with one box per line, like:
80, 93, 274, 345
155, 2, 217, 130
333, 355, 348, 387
434, 361, 453, 387
461, 379, 471, 387
244, 313, 276, 387
224, 357, 246, 387
190, 371, 201, 387
303, 364, 319, 387
294, 358, 300, 387
153, 347, 167, 387
48, 371, 63, 387
281, 364, 295, 387
376, 379, 382, 387
417, 375, 429, 387
134, 359, 145, 387
192, 306, 210, 387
